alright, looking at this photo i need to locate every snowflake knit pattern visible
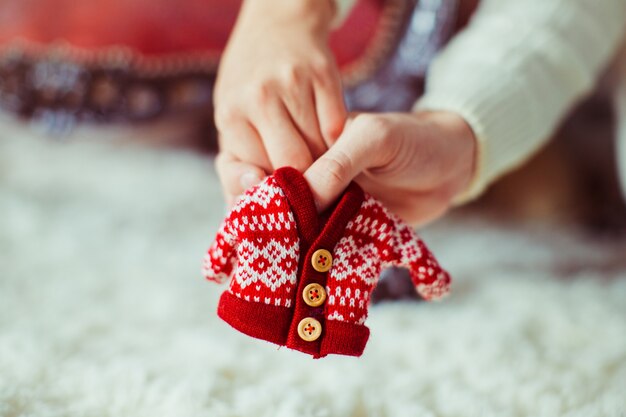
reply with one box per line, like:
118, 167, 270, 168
203, 167, 450, 358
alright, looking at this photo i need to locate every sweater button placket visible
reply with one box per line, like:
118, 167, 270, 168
295, 249, 333, 343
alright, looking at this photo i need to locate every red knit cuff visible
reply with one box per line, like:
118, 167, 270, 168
217, 291, 371, 358
319, 319, 370, 358
217, 291, 291, 346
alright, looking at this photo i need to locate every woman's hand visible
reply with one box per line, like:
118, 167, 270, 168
304, 111, 477, 226
214, 0, 346, 205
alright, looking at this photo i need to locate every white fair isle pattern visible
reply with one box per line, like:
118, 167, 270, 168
233, 238, 298, 292
330, 236, 381, 286
326, 235, 380, 324
325, 194, 450, 324
417, 276, 449, 300
204, 175, 301, 307
202, 224, 237, 284
231, 177, 286, 212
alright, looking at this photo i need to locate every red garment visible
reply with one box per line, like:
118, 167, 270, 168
203, 167, 451, 358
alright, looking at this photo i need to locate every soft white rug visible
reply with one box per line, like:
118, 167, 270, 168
1, 128, 625, 417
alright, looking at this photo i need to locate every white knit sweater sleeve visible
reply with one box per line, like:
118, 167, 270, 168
415, 0, 626, 202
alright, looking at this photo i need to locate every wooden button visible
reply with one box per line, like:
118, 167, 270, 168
302, 283, 327, 307
311, 249, 332, 273
297, 317, 322, 342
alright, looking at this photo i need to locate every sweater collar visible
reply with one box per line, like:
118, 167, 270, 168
274, 167, 365, 248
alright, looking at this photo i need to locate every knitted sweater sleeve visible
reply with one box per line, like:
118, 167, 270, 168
415, 0, 626, 202
202, 217, 238, 284
381, 213, 451, 301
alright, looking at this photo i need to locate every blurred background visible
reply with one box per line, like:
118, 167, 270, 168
1, 0, 625, 416
1, 0, 625, 233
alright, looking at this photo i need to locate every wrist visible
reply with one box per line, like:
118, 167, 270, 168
240, 0, 335, 34
417, 111, 477, 199
441, 112, 477, 200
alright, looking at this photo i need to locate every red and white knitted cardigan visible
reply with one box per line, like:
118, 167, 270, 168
203, 167, 450, 358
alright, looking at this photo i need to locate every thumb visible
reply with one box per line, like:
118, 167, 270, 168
303, 119, 386, 211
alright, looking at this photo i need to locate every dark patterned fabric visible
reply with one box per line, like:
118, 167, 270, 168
0, 0, 459, 137
346, 0, 458, 112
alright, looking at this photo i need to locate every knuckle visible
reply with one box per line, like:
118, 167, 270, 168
321, 150, 352, 186
349, 113, 370, 131
352, 114, 392, 148
250, 81, 274, 106
214, 105, 241, 130
312, 56, 333, 77
360, 114, 393, 136
282, 65, 304, 88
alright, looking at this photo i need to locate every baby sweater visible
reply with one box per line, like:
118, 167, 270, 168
203, 167, 450, 358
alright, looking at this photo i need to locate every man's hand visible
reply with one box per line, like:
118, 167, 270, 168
304, 111, 477, 225
214, 0, 346, 205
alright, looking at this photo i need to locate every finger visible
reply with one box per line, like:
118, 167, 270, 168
313, 62, 347, 145
355, 177, 450, 226
303, 117, 390, 211
282, 83, 327, 158
215, 152, 266, 200
253, 99, 315, 172
386, 193, 450, 227
217, 120, 273, 173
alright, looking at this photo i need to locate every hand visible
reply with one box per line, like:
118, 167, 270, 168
304, 111, 477, 226
214, 0, 347, 205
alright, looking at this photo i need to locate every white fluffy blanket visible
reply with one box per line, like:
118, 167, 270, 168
1, 129, 625, 417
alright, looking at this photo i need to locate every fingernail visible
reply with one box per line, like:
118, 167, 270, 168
240, 172, 262, 189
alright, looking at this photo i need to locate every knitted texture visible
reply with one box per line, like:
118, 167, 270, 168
203, 176, 299, 307
203, 167, 451, 357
